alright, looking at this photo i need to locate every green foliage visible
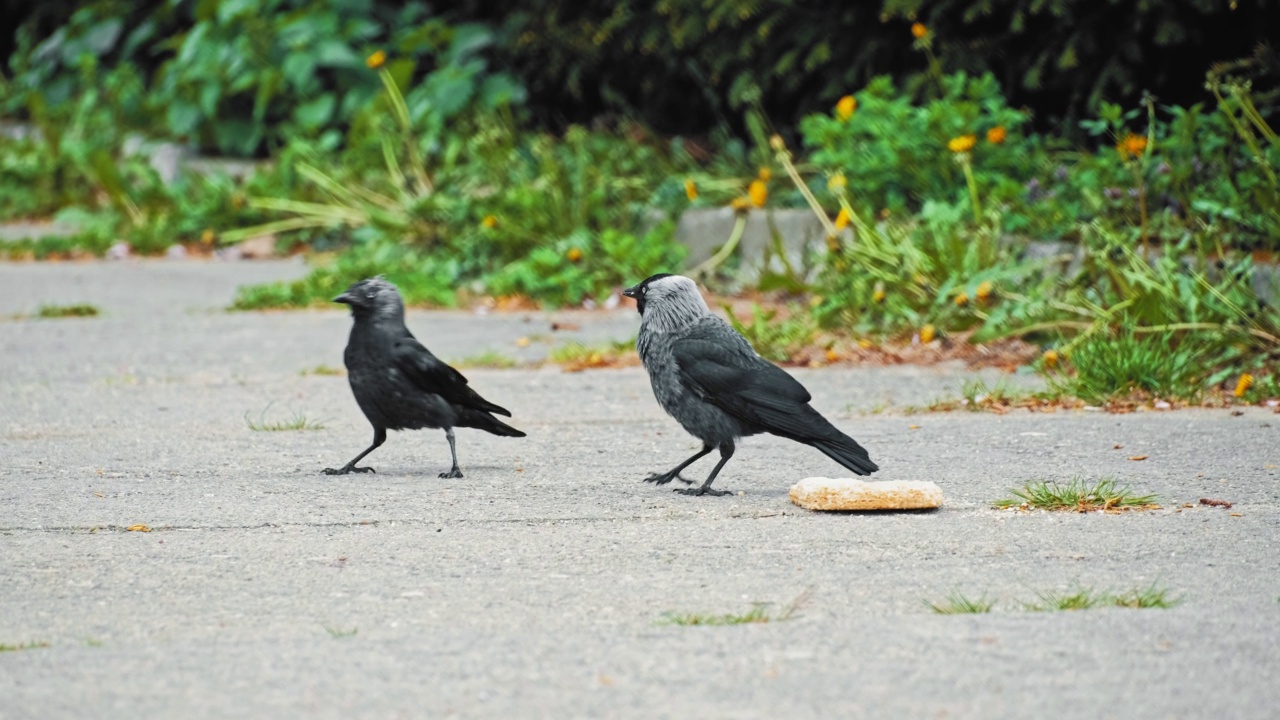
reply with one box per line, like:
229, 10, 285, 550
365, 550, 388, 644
1024, 584, 1180, 612
724, 304, 816, 364
1053, 330, 1211, 405
801, 73, 1033, 216
927, 591, 994, 615
35, 303, 100, 318
243, 406, 326, 432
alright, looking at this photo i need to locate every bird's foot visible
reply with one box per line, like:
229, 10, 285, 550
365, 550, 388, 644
438, 467, 464, 479
674, 486, 731, 497
644, 471, 694, 486
322, 465, 376, 476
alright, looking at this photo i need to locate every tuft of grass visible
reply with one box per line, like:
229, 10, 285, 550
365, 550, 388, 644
1110, 583, 1182, 609
927, 590, 995, 614
661, 587, 812, 626
926, 378, 1063, 413
724, 303, 816, 364
1053, 329, 1210, 405
244, 405, 326, 432
300, 364, 345, 377
322, 624, 358, 639
35, 303, 100, 318
0, 641, 50, 652
995, 477, 1158, 512
1026, 583, 1180, 611
548, 339, 638, 372
451, 350, 519, 369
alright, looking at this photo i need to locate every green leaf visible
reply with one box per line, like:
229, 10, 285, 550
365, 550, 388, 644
294, 94, 336, 130
166, 101, 202, 135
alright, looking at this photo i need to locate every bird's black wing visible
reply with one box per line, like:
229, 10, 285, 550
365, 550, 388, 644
391, 336, 513, 417
670, 334, 817, 437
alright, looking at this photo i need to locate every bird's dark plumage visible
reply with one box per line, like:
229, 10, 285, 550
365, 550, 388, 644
323, 277, 524, 478
623, 273, 877, 496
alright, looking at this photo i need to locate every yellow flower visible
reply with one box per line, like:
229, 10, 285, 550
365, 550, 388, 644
748, 179, 768, 208
911, 22, 928, 39
834, 208, 852, 231
976, 280, 994, 301
757, 167, 772, 181
827, 173, 847, 191
730, 196, 751, 212
1042, 349, 1059, 369
857, 338, 874, 350
920, 324, 936, 343
948, 135, 977, 154
566, 247, 583, 262
872, 283, 886, 303
835, 95, 857, 121
481, 215, 498, 229
987, 126, 1007, 144
1117, 133, 1148, 158
365, 50, 386, 70
684, 179, 698, 201
1234, 373, 1254, 398
825, 348, 840, 363
954, 292, 969, 307
200, 228, 215, 245
769, 134, 785, 151
808, 295, 823, 308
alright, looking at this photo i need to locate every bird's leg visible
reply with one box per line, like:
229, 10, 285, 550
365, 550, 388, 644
645, 445, 712, 485
675, 442, 734, 496
438, 427, 463, 479
323, 428, 386, 475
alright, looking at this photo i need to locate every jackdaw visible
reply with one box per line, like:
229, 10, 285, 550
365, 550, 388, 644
323, 277, 525, 478
622, 273, 877, 496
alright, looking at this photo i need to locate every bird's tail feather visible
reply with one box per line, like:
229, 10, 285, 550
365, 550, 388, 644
810, 434, 878, 476
456, 408, 526, 437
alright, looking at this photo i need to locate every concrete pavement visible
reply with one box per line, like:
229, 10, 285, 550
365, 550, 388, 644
1, 259, 1277, 719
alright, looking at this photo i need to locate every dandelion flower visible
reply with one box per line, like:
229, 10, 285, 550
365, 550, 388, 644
1234, 373, 1254, 398
948, 135, 977, 153
827, 173, 847, 191
366, 50, 387, 69
809, 295, 823, 308
769, 134, 785, 151
987, 126, 1007, 144
757, 167, 772, 181
825, 348, 840, 363
684, 179, 698, 201
872, 284, 886, 303
920, 324, 936, 343
200, 228, 215, 244
911, 22, 928, 39
954, 292, 969, 306
1042, 349, 1059, 369
858, 338, 874, 350
566, 247, 583, 262
748, 179, 768, 208
481, 215, 498, 229
834, 208, 852, 231
835, 95, 857, 121
976, 280, 994, 300
1117, 133, 1148, 158
730, 196, 751, 211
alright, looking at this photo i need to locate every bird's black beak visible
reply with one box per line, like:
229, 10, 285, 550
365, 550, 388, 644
333, 292, 354, 305
621, 285, 639, 298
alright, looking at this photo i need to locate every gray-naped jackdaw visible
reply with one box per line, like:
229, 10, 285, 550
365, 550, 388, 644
323, 277, 525, 478
623, 273, 878, 496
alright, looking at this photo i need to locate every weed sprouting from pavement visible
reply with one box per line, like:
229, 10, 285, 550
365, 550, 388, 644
300, 364, 345, 377
662, 587, 813, 626
244, 404, 326, 432
36, 303, 101, 318
995, 477, 1158, 511
549, 339, 638, 372
927, 591, 995, 614
322, 624, 358, 639
0, 640, 50, 652
1025, 583, 1180, 611
450, 350, 519, 369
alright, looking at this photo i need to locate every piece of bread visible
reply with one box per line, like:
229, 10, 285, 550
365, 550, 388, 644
789, 477, 944, 511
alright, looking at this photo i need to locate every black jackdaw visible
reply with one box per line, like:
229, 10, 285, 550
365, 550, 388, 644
324, 277, 525, 477
622, 273, 877, 496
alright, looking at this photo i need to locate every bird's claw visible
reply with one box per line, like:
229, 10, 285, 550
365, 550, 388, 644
438, 468, 464, 479
322, 465, 376, 475
674, 486, 731, 497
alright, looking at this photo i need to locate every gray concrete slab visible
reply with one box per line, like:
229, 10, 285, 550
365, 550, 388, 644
1, 260, 1277, 719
